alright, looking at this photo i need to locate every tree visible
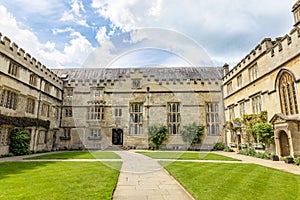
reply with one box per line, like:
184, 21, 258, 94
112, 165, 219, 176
242, 111, 268, 144
181, 123, 204, 150
148, 125, 168, 150
9, 129, 31, 156
249, 122, 274, 147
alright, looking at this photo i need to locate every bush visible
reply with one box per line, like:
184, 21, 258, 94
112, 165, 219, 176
294, 157, 300, 166
148, 125, 168, 150
213, 142, 225, 151
0, 153, 14, 158
9, 129, 31, 156
224, 147, 234, 152
35, 149, 51, 154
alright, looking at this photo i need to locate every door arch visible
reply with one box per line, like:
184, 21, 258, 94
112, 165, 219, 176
279, 131, 290, 156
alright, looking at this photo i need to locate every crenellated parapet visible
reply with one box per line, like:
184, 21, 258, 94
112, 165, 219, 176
0, 32, 63, 88
223, 25, 300, 84
222, 38, 273, 82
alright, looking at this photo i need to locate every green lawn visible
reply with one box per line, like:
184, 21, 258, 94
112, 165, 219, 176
26, 151, 121, 159
162, 162, 300, 200
0, 161, 121, 200
137, 151, 239, 161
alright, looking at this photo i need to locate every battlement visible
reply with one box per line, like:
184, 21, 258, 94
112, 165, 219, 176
223, 25, 300, 83
0, 32, 63, 87
222, 38, 273, 82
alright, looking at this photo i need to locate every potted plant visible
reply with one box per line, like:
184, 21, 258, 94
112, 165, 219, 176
283, 156, 294, 164
270, 154, 279, 161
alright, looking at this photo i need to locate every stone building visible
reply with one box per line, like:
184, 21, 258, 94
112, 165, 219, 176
0, 34, 63, 155
223, 1, 300, 157
53, 67, 224, 150
0, 34, 224, 154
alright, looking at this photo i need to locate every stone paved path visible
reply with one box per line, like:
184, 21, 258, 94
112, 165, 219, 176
214, 151, 300, 175
113, 151, 194, 200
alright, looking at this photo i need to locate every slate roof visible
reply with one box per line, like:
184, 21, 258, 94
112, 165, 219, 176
52, 67, 223, 82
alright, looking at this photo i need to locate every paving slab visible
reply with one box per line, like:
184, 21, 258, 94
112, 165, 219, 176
113, 151, 194, 200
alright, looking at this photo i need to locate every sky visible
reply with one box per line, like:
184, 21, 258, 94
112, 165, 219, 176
0, 0, 296, 69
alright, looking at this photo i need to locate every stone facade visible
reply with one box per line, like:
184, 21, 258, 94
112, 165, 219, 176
223, 0, 300, 157
0, 35, 224, 154
0, 34, 63, 154
53, 67, 224, 150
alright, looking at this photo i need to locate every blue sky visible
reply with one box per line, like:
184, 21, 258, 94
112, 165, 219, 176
0, 0, 296, 69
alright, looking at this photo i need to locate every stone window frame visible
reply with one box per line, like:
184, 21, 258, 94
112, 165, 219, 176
167, 102, 181, 135
88, 106, 104, 121
249, 63, 258, 82
239, 101, 245, 118
227, 82, 233, 95
66, 87, 74, 97
0, 126, 11, 145
114, 108, 122, 117
251, 95, 262, 114
26, 97, 36, 114
228, 105, 235, 120
91, 87, 104, 98
8, 61, 19, 77
279, 72, 299, 115
129, 103, 143, 135
44, 82, 51, 94
88, 128, 102, 140
29, 73, 37, 86
206, 102, 220, 136
237, 74, 242, 89
0, 88, 18, 110
132, 79, 141, 89
65, 107, 73, 117
41, 103, 50, 117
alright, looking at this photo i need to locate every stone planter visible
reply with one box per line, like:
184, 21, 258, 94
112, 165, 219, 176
284, 157, 294, 164
271, 155, 279, 161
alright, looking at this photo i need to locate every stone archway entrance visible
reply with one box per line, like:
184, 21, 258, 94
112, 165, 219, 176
279, 131, 290, 156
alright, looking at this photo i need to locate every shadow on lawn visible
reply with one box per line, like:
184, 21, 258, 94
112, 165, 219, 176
0, 162, 55, 180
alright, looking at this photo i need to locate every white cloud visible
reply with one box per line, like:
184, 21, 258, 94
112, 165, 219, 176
96, 26, 109, 45
91, 0, 295, 66
0, 5, 93, 68
52, 27, 74, 35
60, 0, 89, 27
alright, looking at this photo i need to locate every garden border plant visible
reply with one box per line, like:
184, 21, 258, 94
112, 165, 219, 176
9, 129, 31, 156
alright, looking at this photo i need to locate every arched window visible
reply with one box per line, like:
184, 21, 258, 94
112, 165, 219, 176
279, 72, 298, 115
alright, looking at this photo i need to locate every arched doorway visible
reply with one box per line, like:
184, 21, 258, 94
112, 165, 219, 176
279, 131, 290, 156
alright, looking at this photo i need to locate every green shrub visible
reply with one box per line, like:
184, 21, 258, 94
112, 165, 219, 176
294, 157, 300, 166
0, 153, 14, 158
224, 147, 234, 152
9, 129, 31, 156
35, 149, 51, 154
148, 125, 168, 150
213, 142, 225, 151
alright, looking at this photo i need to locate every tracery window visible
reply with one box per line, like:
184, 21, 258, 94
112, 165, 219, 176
279, 72, 298, 115
206, 103, 220, 135
129, 103, 143, 135
167, 103, 180, 135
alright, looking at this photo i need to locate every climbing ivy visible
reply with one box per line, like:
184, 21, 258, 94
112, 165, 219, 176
0, 114, 50, 129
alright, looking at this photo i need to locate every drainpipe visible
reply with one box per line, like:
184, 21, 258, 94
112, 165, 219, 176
146, 86, 150, 149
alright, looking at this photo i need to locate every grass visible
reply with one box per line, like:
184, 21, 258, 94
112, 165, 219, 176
0, 161, 121, 200
26, 151, 121, 159
161, 161, 300, 200
137, 151, 239, 161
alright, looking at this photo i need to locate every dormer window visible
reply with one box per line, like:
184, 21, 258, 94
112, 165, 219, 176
132, 79, 141, 89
